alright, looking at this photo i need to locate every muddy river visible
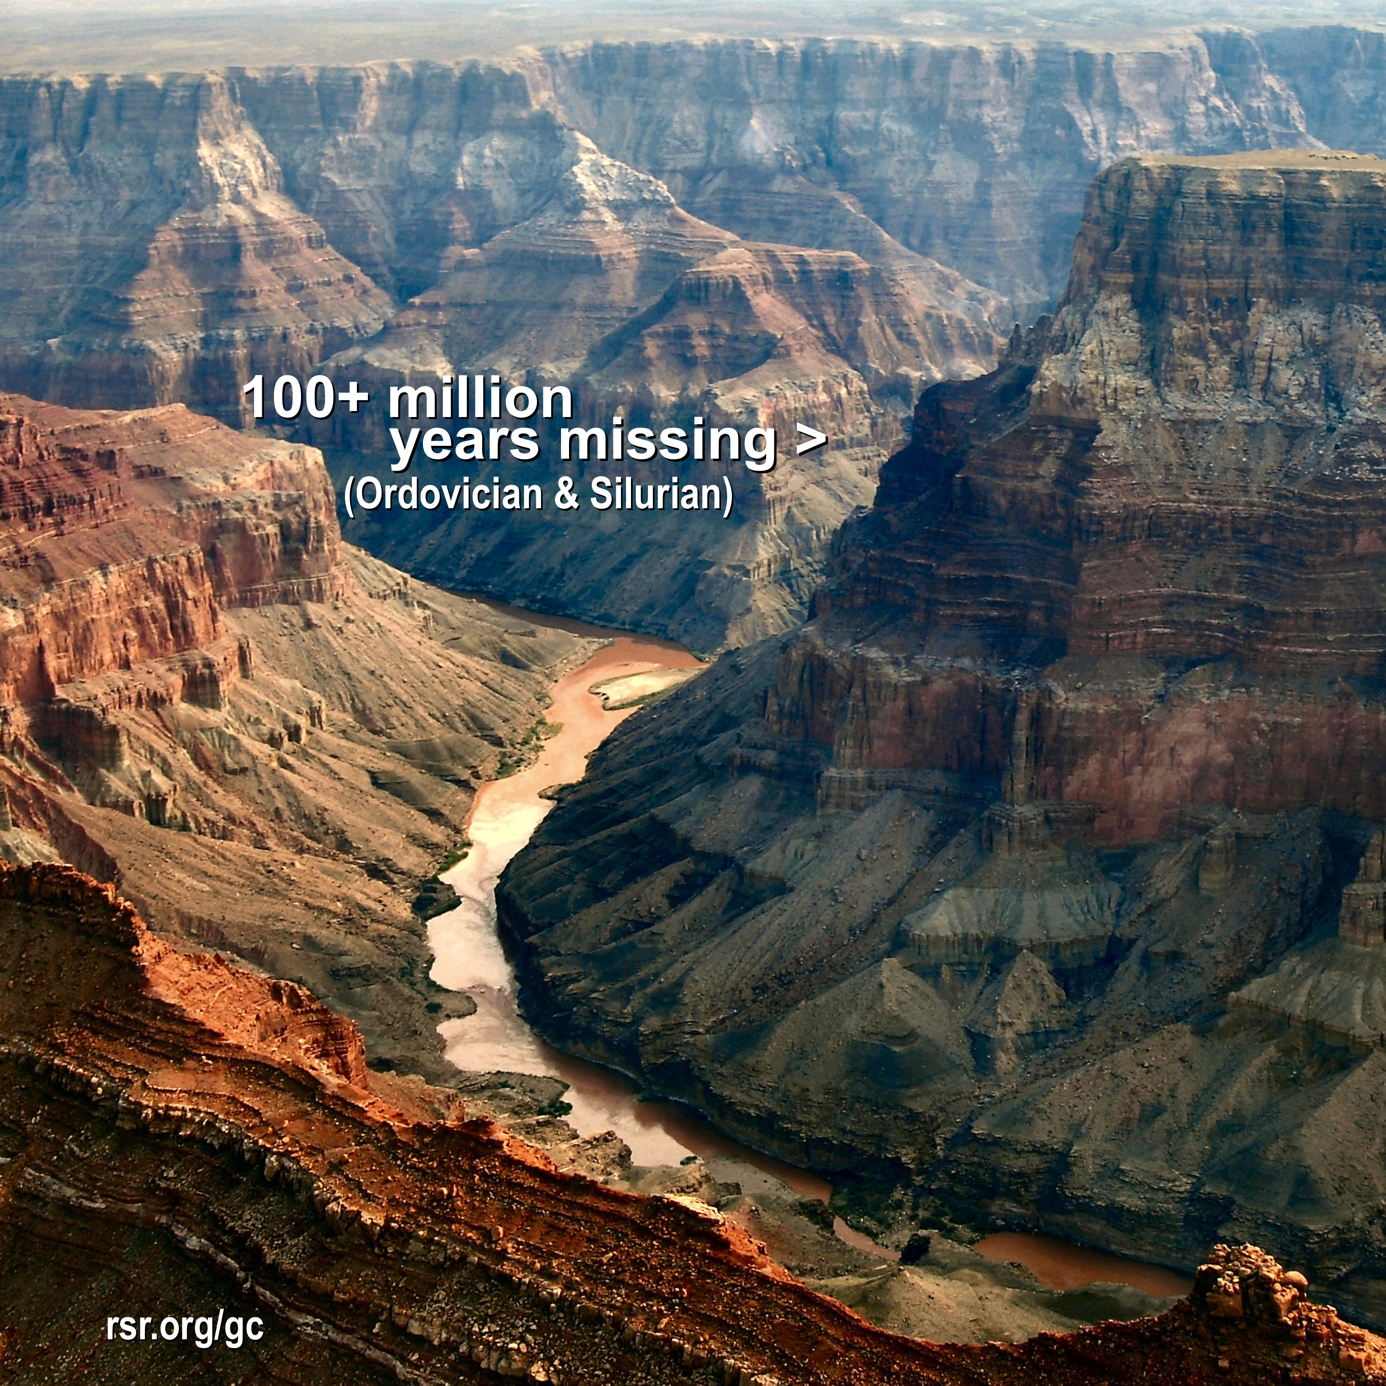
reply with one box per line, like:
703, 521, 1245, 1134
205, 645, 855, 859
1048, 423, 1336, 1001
427, 612, 1190, 1296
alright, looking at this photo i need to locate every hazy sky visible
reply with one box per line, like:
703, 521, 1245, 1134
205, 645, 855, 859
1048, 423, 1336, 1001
2, 0, 1384, 72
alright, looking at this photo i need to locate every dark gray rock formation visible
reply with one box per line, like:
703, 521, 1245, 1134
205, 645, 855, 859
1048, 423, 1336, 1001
497, 151, 1386, 1328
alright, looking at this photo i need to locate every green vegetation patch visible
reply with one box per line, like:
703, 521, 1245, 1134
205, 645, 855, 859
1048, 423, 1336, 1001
434, 839, 471, 875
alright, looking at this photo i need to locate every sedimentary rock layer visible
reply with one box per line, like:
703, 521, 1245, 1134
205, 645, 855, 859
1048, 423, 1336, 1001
0, 395, 343, 700
0, 72, 391, 417
4, 859, 1384, 1386
497, 152, 1386, 1324
534, 31, 1317, 320
0, 392, 589, 1082
813, 149, 1386, 836
1, 27, 1377, 645
0, 28, 1336, 397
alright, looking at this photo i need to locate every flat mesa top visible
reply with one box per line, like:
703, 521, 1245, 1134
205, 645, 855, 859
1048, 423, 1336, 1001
1139, 149, 1386, 171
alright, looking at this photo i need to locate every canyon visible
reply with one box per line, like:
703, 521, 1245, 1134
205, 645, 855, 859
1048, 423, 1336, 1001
12, 14, 1386, 1380
8, 27, 1386, 645
0, 385, 1224, 1370
0, 380, 1176, 1363
497, 148, 1386, 1330
0, 388, 593, 1084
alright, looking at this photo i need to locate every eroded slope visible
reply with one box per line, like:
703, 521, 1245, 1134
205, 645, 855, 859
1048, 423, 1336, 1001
2, 860, 1383, 1385
498, 151, 1386, 1324
0, 391, 590, 1082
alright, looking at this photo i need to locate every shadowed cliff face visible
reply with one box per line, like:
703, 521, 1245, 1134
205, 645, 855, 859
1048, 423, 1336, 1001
497, 152, 1386, 1325
0, 28, 1375, 647
813, 150, 1386, 838
5, 860, 1386, 1386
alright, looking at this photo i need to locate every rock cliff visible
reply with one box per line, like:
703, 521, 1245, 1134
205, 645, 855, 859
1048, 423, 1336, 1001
5, 858, 1386, 1385
497, 151, 1386, 1326
0, 391, 591, 1084
0, 72, 391, 417
0, 31, 1341, 415
536, 31, 1314, 319
3, 27, 1379, 646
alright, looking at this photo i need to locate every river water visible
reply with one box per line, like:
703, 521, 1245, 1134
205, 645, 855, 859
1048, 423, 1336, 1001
426, 613, 1190, 1296
428, 626, 731, 1167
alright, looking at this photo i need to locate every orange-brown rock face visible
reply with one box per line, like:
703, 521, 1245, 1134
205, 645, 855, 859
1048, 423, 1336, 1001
0, 395, 344, 700
7, 858, 1386, 1385
0, 393, 591, 1084
496, 152, 1386, 1323
584, 242, 999, 425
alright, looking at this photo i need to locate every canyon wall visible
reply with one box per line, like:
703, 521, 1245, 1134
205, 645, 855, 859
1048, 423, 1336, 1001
0, 72, 391, 418
0, 396, 345, 702
498, 150, 1386, 1326
536, 31, 1313, 319
1, 27, 1377, 645
5, 858, 1384, 1385
0, 391, 591, 1083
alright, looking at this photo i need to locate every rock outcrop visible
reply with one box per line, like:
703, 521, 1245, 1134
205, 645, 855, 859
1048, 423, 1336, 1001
0, 73, 391, 417
0, 395, 343, 699
5, 858, 1386, 1385
497, 151, 1386, 1326
4, 28, 1383, 646
0, 391, 591, 1084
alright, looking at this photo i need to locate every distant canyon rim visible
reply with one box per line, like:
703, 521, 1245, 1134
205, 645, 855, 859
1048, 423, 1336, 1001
7, 25, 1386, 650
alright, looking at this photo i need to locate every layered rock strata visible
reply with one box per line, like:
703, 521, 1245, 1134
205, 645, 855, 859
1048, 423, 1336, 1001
498, 152, 1386, 1324
0, 73, 391, 418
0, 391, 590, 1083
5, 859, 1386, 1385
1, 28, 1374, 645
536, 31, 1315, 319
305, 120, 1002, 649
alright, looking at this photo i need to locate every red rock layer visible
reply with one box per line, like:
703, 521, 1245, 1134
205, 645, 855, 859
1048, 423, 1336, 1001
3, 858, 1384, 1385
0, 392, 344, 702
769, 152, 1386, 841
0, 390, 594, 1089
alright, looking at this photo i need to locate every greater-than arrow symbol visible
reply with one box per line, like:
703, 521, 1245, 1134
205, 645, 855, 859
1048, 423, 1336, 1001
795, 423, 828, 455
